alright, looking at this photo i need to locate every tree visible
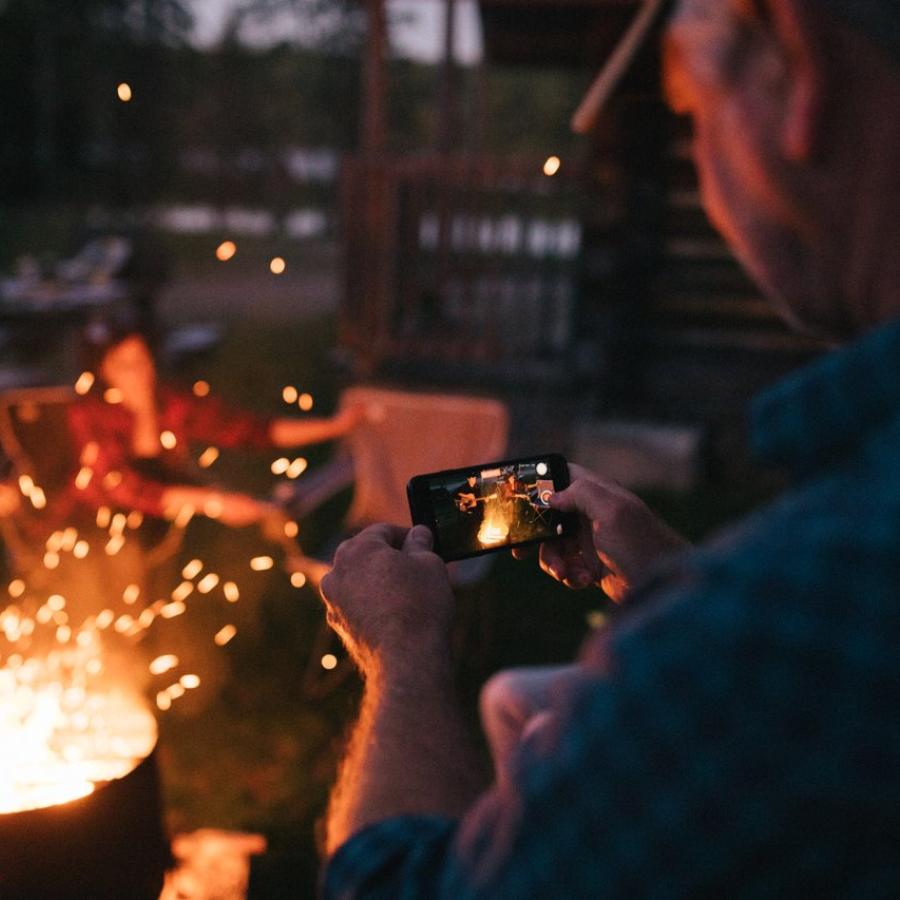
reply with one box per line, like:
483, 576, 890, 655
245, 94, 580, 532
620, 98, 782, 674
223, 0, 366, 56
0, 0, 193, 200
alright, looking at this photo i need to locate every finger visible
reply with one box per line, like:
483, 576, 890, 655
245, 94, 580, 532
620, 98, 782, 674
549, 477, 620, 523
511, 546, 535, 561
538, 540, 569, 582
331, 524, 407, 570
565, 462, 594, 482
539, 539, 587, 583
353, 522, 410, 549
402, 524, 434, 553
540, 540, 599, 589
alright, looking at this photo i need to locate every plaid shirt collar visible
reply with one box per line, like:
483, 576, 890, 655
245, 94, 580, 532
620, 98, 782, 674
750, 318, 900, 477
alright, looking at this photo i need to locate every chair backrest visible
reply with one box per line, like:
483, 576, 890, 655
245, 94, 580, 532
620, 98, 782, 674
0, 385, 188, 576
340, 386, 509, 530
0, 386, 78, 497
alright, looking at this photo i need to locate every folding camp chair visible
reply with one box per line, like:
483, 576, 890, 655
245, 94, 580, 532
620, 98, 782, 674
0, 387, 187, 598
284, 385, 510, 697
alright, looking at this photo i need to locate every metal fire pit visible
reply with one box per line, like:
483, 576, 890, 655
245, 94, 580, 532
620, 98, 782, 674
0, 746, 171, 900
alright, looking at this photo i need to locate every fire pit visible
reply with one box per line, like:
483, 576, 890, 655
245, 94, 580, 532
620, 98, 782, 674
0, 613, 170, 899
0, 747, 170, 899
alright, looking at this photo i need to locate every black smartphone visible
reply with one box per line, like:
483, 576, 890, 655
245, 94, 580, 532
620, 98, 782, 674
407, 453, 574, 562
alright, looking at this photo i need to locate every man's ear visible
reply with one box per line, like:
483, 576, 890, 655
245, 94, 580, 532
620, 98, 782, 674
764, 0, 827, 161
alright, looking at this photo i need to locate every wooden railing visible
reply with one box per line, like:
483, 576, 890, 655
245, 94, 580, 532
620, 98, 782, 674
339, 154, 589, 387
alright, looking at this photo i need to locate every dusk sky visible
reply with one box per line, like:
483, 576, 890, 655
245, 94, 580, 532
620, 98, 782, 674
188, 0, 484, 63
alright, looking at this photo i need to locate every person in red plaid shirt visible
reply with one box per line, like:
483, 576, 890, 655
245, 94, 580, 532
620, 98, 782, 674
67, 327, 361, 528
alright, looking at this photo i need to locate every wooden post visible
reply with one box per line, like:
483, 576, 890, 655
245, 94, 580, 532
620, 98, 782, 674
351, 0, 391, 372
360, 0, 387, 156
438, 0, 458, 155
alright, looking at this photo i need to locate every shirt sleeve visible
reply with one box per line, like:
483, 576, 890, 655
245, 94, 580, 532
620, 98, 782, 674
67, 400, 168, 516
321, 551, 893, 899
168, 388, 273, 450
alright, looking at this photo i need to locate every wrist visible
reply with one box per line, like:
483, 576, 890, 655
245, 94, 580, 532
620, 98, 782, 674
364, 644, 455, 696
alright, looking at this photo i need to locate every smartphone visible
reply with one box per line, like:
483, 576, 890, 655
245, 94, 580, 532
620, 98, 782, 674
407, 453, 574, 562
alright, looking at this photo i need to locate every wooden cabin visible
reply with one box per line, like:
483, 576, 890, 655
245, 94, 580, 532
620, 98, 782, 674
339, 0, 824, 481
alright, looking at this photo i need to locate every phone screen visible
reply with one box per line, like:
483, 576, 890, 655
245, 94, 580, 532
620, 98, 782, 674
409, 455, 571, 561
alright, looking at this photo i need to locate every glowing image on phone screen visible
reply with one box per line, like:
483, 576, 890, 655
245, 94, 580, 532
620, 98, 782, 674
427, 460, 562, 558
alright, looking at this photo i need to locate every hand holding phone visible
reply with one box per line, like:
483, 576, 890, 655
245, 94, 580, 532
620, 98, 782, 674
529, 463, 691, 600
407, 454, 575, 562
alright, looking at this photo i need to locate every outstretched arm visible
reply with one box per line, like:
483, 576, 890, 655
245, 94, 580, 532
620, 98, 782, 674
320, 524, 487, 854
269, 404, 364, 448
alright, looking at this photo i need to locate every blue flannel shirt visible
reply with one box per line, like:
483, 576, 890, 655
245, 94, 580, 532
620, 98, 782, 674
323, 319, 900, 899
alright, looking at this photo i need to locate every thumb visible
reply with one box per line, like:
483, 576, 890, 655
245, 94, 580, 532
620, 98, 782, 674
549, 479, 609, 523
403, 524, 434, 553
548, 482, 583, 513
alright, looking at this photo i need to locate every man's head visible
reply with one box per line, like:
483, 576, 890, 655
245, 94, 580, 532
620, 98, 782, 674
580, 0, 900, 341
658, 0, 900, 340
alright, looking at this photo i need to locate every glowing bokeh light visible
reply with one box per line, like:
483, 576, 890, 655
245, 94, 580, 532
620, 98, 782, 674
269, 257, 286, 275
543, 155, 561, 176
214, 624, 237, 646
290, 572, 307, 589
74, 371, 95, 395
182, 559, 203, 580
198, 446, 219, 469
149, 655, 179, 675
196, 573, 219, 594
286, 457, 307, 479
216, 240, 237, 262
117, 82, 133, 102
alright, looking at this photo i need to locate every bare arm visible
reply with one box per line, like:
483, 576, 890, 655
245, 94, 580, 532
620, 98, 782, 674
160, 485, 275, 527
270, 405, 364, 448
327, 655, 484, 854
320, 525, 487, 855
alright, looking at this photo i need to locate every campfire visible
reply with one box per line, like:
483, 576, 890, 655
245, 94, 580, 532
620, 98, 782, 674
477, 496, 510, 548
0, 374, 313, 896
0, 619, 156, 815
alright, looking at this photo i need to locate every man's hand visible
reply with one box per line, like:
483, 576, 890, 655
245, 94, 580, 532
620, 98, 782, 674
518, 464, 688, 602
320, 525, 483, 853
320, 524, 455, 676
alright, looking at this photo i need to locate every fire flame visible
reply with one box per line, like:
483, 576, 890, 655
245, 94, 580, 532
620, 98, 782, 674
0, 629, 156, 814
477, 497, 510, 548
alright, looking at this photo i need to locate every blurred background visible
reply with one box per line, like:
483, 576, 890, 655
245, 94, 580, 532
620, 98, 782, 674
0, 1, 826, 896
